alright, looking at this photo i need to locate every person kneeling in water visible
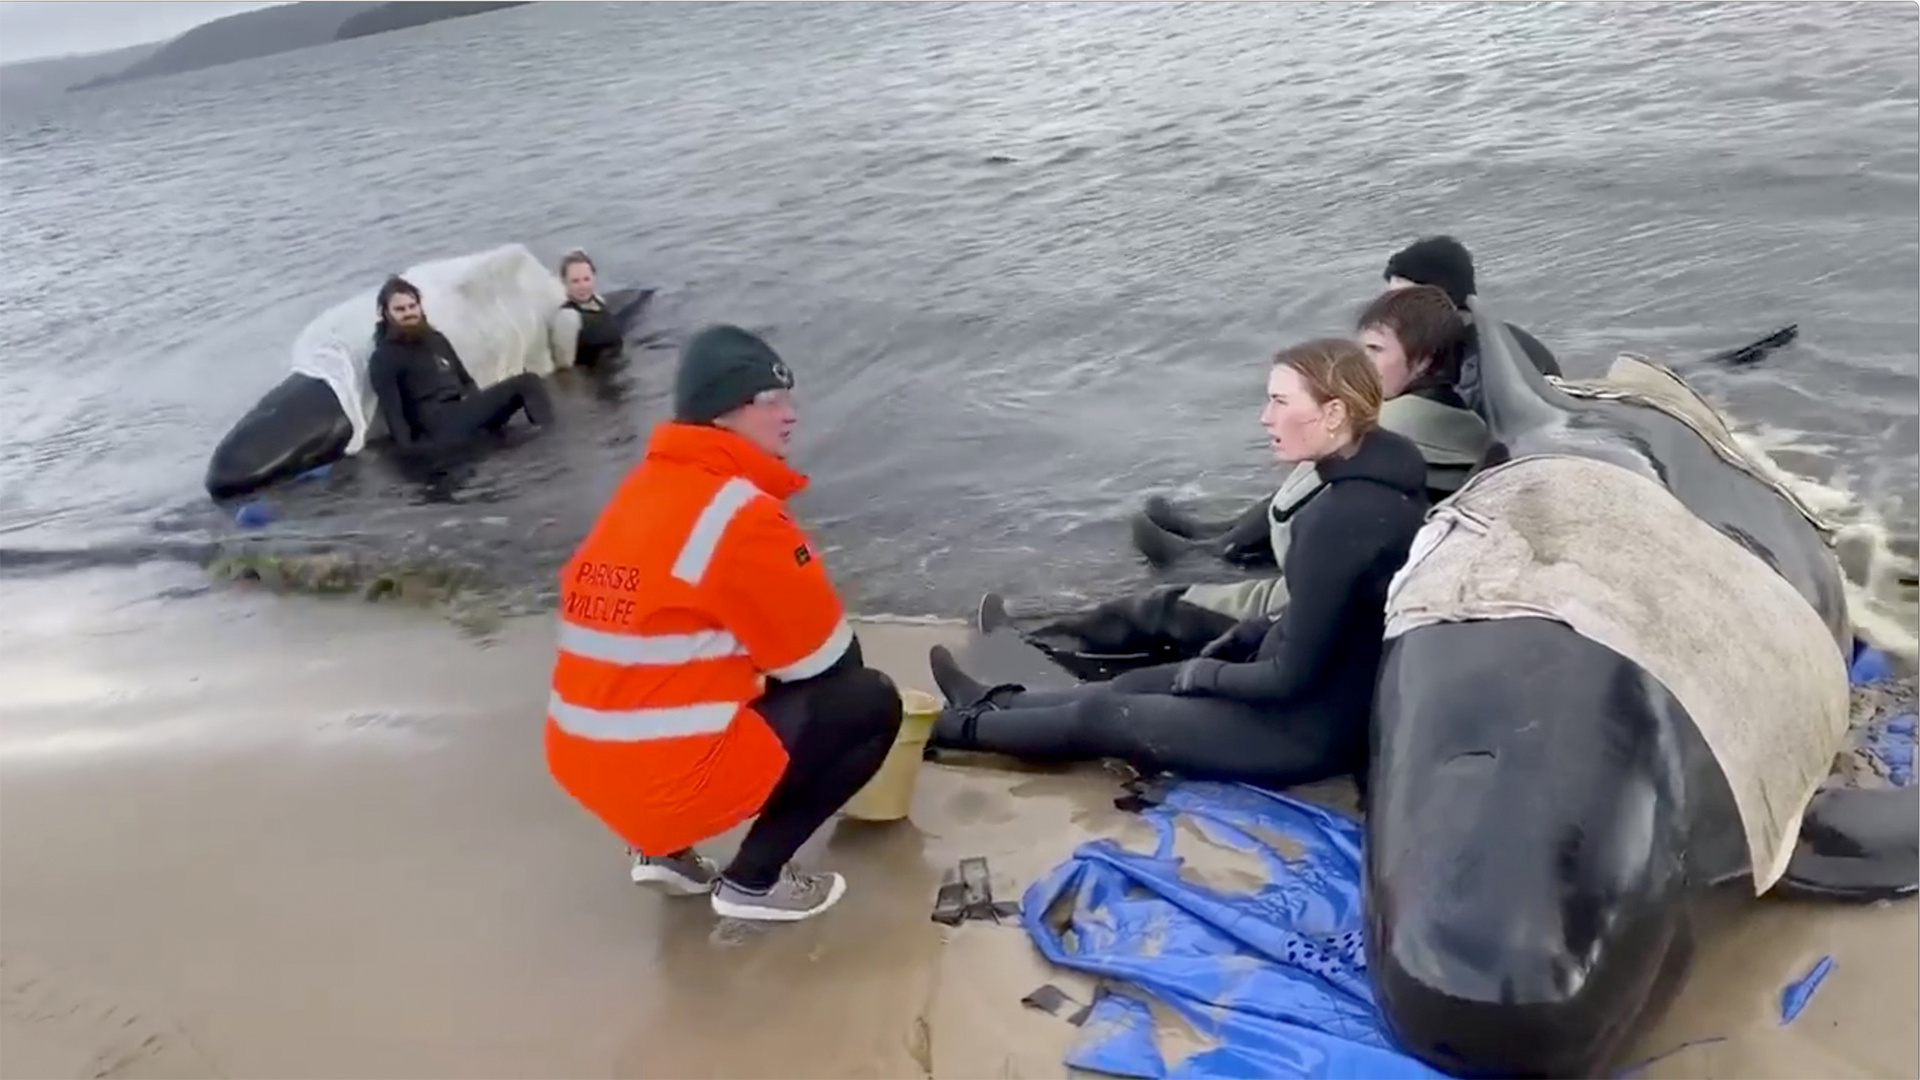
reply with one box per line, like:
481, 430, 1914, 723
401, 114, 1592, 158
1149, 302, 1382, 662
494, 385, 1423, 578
1022, 285, 1475, 665
545, 325, 902, 923
367, 275, 555, 452
558, 249, 627, 368
928, 339, 1428, 792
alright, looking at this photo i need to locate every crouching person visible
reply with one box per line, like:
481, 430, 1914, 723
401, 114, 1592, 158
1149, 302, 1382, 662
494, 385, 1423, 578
546, 324, 902, 922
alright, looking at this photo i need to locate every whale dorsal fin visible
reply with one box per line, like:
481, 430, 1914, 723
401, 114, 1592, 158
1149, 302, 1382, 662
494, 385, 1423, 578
1466, 295, 1575, 439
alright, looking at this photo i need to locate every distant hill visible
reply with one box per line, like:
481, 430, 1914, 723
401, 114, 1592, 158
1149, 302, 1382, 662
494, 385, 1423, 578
336, 2, 531, 42
59, 0, 530, 93
68, 2, 381, 90
0, 40, 164, 111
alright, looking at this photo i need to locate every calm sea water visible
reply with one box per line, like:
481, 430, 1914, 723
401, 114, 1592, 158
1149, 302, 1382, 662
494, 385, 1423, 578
2, 0, 1915, 617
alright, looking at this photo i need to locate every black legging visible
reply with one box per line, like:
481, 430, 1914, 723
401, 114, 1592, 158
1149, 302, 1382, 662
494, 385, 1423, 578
1133, 496, 1276, 569
725, 662, 904, 890
933, 663, 1365, 792
419, 373, 555, 443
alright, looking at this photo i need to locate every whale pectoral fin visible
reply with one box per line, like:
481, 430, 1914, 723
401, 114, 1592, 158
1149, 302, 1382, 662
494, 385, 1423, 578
1776, 785, 1919, 902
547, 305, 582, 370
607, 287, 656, 335
954, 624, 1083, 693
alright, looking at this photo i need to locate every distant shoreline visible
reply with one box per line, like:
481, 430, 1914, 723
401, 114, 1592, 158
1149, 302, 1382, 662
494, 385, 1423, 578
0, 1, 529, 101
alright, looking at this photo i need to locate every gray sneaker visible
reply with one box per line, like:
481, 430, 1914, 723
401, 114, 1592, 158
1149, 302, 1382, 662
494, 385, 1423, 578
710, 866, 848, 922
629, 848, 720, 896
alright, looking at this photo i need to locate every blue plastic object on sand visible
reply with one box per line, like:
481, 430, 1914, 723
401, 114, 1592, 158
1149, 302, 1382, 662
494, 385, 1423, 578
1779, 955, 1835, 1025
233, 500, 275, 529
1849, 639, 1896, 686
1848, 643, 1916, 787
1021, 782, 1444, 1079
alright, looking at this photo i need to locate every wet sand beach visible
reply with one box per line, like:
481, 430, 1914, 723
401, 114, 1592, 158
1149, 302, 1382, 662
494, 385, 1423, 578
1, 572, 1914, 1079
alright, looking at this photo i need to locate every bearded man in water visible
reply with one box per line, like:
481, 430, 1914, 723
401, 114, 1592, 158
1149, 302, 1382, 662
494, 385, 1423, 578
367, 275, 556, 452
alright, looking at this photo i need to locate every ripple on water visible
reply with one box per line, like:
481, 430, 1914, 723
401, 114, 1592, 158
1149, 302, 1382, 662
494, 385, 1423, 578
0, 0, 1913, 617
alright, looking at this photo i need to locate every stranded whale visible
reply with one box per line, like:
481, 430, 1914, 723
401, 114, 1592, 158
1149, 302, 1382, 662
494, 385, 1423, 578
1366, 298, 1899, 1078
204, 244, 652, 500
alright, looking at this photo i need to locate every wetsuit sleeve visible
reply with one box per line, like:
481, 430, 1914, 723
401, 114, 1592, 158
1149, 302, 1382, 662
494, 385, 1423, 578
368, 346, 419, 449
1192, 489, 1382, 706
706, 499, 856, 685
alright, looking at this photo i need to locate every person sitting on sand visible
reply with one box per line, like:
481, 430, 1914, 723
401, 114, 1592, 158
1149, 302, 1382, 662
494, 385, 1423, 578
367, 275, 555, 452
927, 338, 1429, 795
1033, 286, 1479, 667
557, 249, 627, 368
1137, 235, 1556, 570
545, 325, 903, 924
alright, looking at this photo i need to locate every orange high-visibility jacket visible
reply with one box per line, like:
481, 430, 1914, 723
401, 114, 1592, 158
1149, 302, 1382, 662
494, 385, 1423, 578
545, 421, 854, 856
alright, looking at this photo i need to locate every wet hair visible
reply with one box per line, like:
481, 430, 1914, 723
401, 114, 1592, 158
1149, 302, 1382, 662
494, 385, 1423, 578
1356, 284, 1465, 392
1272, 338, 1384, 437
376, 275, 420, 314
374, 275, 422, 338
558, 249, 596, 277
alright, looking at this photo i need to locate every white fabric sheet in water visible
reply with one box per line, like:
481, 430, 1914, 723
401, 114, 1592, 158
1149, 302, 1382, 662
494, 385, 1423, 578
1384, 454, 1850, 895
289, 244, 580, 454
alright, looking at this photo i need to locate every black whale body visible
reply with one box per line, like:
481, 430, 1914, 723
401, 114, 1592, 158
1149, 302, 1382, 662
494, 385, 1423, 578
1364, 300, 1859, 1078
203, 287, 652, 500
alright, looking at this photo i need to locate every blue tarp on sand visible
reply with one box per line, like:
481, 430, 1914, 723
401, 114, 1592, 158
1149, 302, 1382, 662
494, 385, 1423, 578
1020, 781, 1442, 1079
1019, 644, 1913, 1080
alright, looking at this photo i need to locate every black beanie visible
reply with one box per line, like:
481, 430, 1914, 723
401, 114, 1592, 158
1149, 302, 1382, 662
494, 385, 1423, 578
1383, 235, 1476, 309
673, 324, 795, 424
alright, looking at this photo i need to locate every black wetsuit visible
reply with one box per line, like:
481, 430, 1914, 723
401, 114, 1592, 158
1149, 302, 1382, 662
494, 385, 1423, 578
369, 325, 554, 450
931, 427, 1431, 791
567, 297, 625, 368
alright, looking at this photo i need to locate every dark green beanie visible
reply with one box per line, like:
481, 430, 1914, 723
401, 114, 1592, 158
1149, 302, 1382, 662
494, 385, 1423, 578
673, 324, 795, 423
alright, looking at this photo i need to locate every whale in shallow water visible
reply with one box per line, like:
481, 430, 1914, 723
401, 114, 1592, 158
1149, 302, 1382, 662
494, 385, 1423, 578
204, 285, 653, 501
1364, 299, 1909, 1078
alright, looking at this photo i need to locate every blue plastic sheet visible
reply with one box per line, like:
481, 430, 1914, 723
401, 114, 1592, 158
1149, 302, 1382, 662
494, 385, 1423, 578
1020, 782, 1443, 1079
1021, 642, 1909, 1079
1849, 642, 1916, 787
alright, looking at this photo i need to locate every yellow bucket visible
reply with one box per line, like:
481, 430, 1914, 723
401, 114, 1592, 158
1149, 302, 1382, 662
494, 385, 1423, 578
841, 688, 942, 822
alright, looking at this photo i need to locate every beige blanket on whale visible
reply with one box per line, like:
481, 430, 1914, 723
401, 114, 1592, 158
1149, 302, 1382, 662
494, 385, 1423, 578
1553, 355, 1839, 540
1383, 454, 1850, 894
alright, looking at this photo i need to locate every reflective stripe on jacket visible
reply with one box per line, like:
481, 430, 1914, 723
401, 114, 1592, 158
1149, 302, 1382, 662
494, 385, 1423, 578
545, 421, 852, 855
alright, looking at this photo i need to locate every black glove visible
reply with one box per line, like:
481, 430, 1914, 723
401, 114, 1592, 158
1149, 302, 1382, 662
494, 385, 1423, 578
1198, 615, 1272, 661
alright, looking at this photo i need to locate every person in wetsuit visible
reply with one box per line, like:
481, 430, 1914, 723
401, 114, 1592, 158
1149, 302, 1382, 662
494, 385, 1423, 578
1026, 286, 1475, 668
367, 275, 555, 452
1136, 235, 1556, 569
558, 250, 627, 368
927, 338, 1429, 793
1380, 233, 1561, 400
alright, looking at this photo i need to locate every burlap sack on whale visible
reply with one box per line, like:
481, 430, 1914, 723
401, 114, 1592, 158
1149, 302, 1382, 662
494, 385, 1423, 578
1383, 454, 1850, 893
1553, 354, 1838, 539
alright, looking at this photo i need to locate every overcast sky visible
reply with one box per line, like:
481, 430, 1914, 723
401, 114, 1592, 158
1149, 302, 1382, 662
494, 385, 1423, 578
0, 1, 289, 64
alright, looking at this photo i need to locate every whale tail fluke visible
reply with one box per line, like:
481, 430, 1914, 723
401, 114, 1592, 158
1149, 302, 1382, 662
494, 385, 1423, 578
1777, 784, 1919, 902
